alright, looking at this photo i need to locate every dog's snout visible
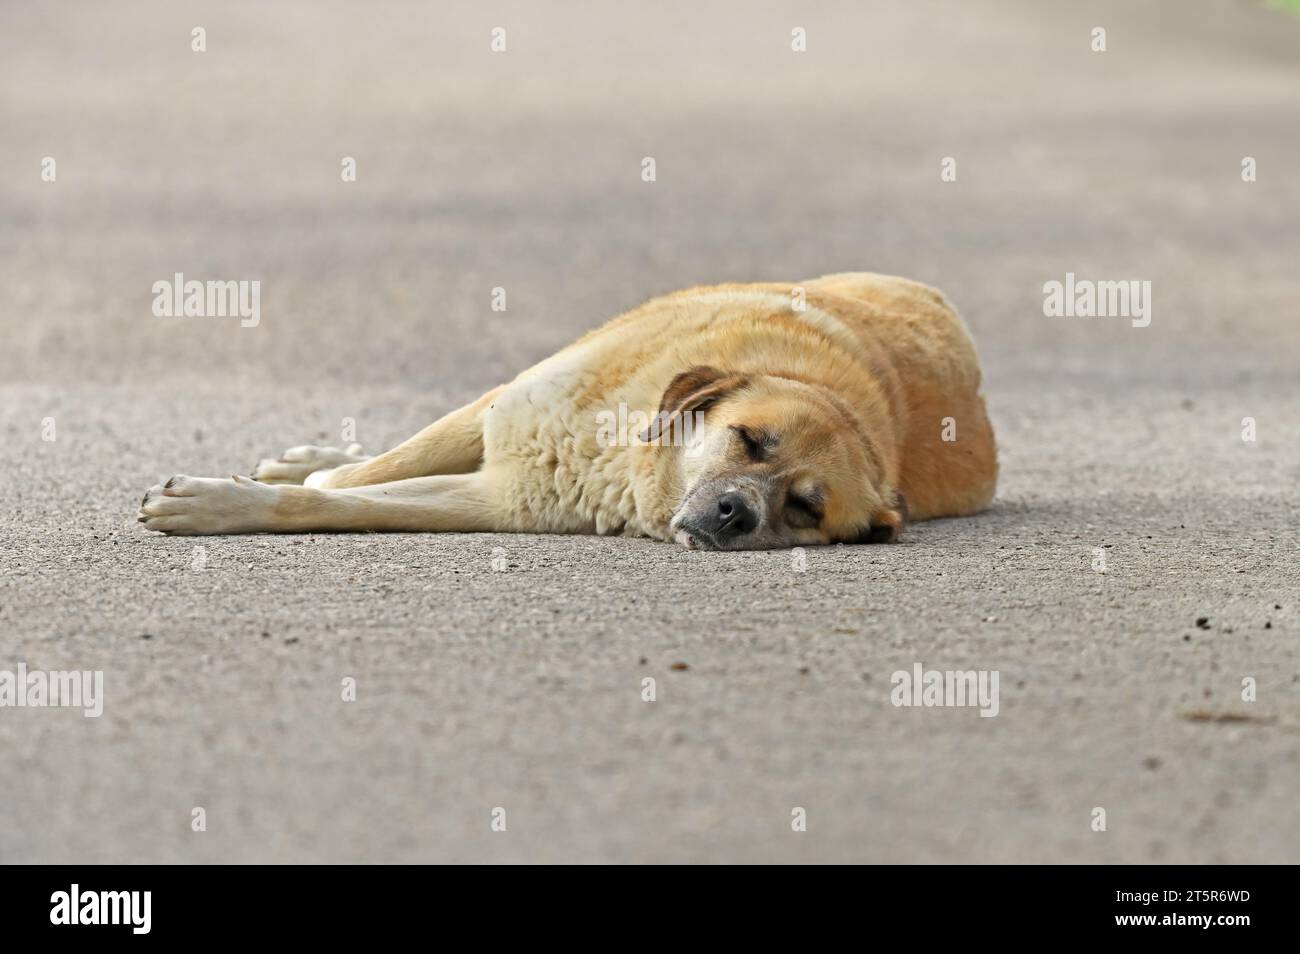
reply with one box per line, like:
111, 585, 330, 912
713, 492, 757, 538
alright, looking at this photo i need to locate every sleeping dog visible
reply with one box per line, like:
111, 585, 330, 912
139, 272, 997, 550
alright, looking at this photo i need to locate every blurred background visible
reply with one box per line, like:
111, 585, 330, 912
0, 1, 1297, 863
4, 0, 1298, 389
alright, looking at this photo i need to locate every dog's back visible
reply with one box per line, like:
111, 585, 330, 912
802, 272, 998, 520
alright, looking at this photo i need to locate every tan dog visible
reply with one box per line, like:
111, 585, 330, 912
139, 272, 997, 549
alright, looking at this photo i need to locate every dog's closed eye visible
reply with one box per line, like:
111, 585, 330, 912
731, 425, 771, 461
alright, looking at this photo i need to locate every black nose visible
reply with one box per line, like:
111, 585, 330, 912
712, 492, 757, 538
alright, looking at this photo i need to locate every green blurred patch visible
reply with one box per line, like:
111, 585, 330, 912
1270, 0, 1300, 13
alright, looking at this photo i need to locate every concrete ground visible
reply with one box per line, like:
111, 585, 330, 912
1, 0, 1297, 863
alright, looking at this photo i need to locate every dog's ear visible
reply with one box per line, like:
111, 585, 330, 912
640, 365, 748, 443
858, 490, 908, 543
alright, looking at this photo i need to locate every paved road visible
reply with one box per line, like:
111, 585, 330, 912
1, 0, 1297, 863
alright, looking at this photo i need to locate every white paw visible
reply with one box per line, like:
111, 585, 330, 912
252, 443, 368, 485
138, 474, 280, 535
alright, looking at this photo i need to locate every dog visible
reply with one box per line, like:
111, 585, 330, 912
138, 272, 997, 549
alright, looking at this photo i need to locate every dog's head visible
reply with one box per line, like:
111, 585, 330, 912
653, 365, 905, 550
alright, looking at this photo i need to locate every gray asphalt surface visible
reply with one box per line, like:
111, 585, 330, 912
1, 0, 1298, 863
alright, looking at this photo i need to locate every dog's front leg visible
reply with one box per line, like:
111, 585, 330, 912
139, 472, 503, 535
252, 443, 371, 485
308, 386, 505, 490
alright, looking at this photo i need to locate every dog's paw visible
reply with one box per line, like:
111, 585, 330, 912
252, 443, 368, 485
138, 474, 279, 535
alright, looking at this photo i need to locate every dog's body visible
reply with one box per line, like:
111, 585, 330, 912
139, 272, 997, 548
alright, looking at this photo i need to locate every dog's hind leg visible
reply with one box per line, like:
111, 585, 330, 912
140, 471, 505, 536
